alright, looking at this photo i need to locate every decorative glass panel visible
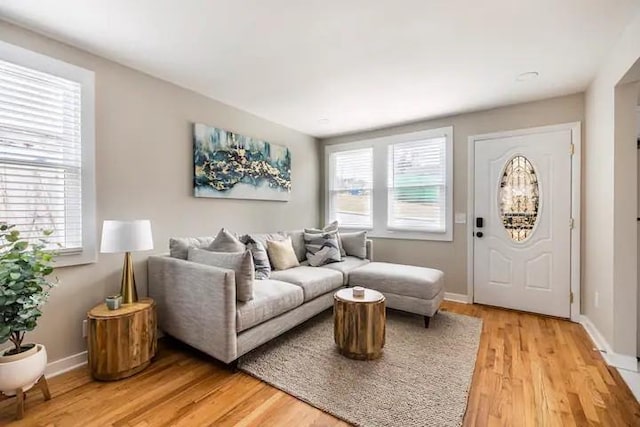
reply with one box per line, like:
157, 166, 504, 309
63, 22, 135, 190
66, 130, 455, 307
499, 155, 539, 242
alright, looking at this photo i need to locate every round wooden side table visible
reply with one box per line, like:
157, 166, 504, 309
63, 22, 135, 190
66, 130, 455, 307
334, 288, 386, 360
87, 298, 157, 381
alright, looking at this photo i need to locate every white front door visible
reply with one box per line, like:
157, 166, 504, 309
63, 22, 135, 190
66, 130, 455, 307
473, 129, 572, 318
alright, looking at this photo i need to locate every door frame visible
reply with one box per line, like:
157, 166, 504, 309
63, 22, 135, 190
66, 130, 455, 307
466, 122, 582, 322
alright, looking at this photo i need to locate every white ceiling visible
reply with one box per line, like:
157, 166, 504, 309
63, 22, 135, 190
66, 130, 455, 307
0, 0, 638, 138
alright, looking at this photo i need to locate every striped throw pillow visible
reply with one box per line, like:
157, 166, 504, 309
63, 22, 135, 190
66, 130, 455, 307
304, 232, 341, 267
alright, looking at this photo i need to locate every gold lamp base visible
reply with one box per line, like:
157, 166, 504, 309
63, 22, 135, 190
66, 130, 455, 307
120, 252, 139, 304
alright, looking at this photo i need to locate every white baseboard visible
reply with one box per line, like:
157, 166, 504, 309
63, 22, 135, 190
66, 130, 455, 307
618, 366, 640, 402
444, 292, 471, 304
45, 351, 87, 378
608, 352, 640, 372
579, 315, 638, 372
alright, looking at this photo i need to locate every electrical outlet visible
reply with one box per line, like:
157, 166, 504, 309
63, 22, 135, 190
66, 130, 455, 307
82, 319, 88, 338
594, 291, 600, 308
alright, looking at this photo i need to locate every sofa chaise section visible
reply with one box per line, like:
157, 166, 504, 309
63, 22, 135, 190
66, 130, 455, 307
348, 262, 445, 327
320, 256, 370, 285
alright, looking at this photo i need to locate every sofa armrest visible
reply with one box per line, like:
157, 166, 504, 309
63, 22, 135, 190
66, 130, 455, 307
148, 255, 238, 363
366, 239, 374, 261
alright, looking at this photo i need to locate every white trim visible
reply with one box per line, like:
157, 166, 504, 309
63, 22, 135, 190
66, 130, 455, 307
580, 315, 639, 371
44, 331, 165, 379
44, 351, 87, 378
618, 367, 640, 402
466, 122, 582, 321
444, 292, 471, 304
569, 123, 581, 322
324, 126, 454, 241
0, 40, 97, 267
609, 353, 640, 372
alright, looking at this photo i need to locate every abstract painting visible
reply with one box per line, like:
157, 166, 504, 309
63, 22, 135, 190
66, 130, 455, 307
193, 123, 291, 201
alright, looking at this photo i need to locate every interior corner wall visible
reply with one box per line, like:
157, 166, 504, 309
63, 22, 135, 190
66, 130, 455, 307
584, 12, 640, 356
0, 21, 320, 363
321, 94, 585, 296
584, 82, 616, 345
613, 81, 639, 356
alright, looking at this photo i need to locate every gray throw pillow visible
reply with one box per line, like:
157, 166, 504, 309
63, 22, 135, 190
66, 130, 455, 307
340, 231, 367, 259
239, 235, 271, 280
169, 236, 215, 259
304, 232, 341, 267
305, 221, 346, 258
187, 247, 254, 302
284, 230, 307, 262
209, 228, 245, 252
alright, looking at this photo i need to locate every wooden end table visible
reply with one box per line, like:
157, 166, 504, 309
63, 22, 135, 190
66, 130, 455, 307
87, 298, 157, 381
334, 288, 386, 360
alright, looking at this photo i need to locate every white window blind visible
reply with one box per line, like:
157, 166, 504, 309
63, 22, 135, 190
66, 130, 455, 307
0, 58, 83, 253
387, 137, 447, 232
328, 147, 373, 228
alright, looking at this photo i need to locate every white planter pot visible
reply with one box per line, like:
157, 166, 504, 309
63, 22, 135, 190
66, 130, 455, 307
0, 344, 47, 396
0, 344, 38, 363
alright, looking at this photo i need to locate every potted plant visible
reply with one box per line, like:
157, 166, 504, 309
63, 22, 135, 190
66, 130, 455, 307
0, 223, 57, 396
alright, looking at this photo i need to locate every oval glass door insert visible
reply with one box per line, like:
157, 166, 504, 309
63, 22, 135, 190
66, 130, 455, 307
499, 155, 539, 242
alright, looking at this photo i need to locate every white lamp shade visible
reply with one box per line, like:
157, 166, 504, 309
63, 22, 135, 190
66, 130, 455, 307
100, 220, 154, 253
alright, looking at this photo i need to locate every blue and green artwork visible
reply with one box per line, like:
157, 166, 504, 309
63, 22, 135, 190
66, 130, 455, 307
193, 123, 291, 201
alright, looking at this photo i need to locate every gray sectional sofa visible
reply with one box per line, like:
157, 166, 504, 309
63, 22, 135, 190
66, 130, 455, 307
148, 229, 444, 365
148, 230, 372, 364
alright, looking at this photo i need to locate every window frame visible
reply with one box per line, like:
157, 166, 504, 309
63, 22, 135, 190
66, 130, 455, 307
324, 126, 453, 241
326, 146, 374, 229
0, 40, 96, 267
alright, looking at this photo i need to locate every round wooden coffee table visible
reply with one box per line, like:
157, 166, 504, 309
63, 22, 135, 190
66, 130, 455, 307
333, 288, 386, 360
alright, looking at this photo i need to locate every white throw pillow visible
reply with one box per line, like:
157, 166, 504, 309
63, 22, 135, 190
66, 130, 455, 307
266, 237, 300, 270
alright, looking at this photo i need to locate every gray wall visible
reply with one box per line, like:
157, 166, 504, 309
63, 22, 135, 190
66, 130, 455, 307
321, 94, 584, 296
584, 11, 640, 357
0, 21, 320, 363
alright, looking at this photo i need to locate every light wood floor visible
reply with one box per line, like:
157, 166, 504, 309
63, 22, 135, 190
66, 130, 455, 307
1, 301, 639, 426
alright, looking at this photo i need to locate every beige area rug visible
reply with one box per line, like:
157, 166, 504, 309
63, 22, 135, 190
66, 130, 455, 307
239, 309, 482, 427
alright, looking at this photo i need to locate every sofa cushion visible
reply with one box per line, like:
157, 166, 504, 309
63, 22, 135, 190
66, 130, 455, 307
320, 256, 370, 285
187, 248, 255, 302
349, 262, 444, 300
270, 266, 343, 302
169, 236, 214, 259
267, 237, 300, 270
236, 279, 304, 332
209, 228, 245, 252
340, 231, 367, 259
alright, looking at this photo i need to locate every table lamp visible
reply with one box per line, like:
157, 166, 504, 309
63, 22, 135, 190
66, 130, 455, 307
100, 220, 154, 304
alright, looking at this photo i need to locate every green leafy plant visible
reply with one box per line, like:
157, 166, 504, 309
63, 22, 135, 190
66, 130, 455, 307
0, 222, 58, 356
